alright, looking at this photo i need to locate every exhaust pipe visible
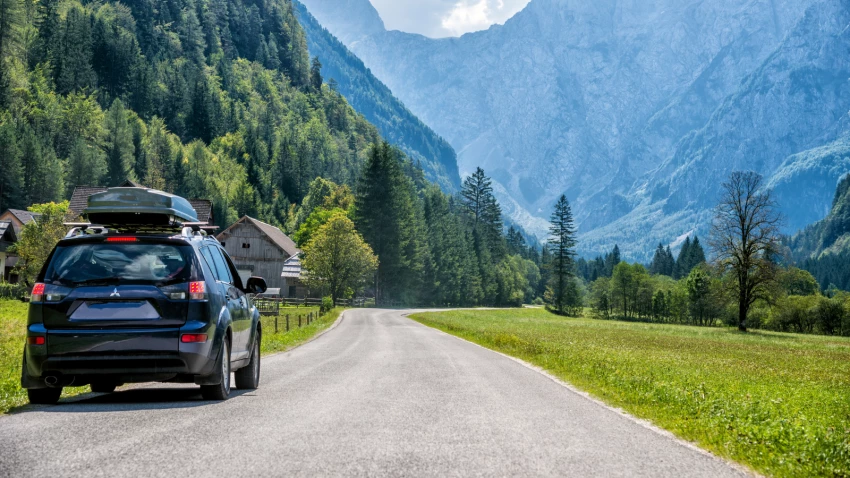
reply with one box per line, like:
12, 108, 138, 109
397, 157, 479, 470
44, 375, 59, 387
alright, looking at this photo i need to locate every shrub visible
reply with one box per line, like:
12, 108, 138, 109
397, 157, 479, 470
811, 296, 847, 336
321, 296, 334, 313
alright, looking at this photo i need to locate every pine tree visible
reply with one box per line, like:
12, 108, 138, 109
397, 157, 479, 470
104, 99, 135, 186
461, 167, 505, 260
0, 116, 22, 210
506, 225, 527, 257
0, 0, 23, 107
605, 245, 621, 277
355, 142, 425, 305
650, 243, 666, 275
689, 236, 707, 268
664, 246, 675, 276
546, 194, 578, 314
20, 125, 63, 205
55, 6, 95, 95
310, 56, 323, 91
66, 140, 106, 195
675, 237, 692, 279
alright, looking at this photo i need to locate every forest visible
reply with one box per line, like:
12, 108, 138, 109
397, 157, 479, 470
1, 0, 848, 338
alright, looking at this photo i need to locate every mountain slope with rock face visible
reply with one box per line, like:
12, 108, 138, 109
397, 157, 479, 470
293, 0, 461, 191
300, 0, 850, 258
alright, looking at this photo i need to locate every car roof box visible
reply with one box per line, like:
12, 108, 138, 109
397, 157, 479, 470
83, 187, 199, 226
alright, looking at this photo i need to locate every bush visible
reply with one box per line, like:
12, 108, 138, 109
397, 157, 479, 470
767, 296, 820, 333
0, 283, 28, 300
811, 296, 847, 336
321, 296, 334, 313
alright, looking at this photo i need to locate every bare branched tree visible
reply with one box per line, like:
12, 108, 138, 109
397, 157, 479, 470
710, 171, 782, 332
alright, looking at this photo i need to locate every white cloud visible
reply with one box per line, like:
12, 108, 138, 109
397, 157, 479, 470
442, 1, 493, 36
370, 0, 529, 38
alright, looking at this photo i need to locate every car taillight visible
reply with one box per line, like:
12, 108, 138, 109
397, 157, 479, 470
26, 336, 45, 346
181, 334, 208, 343
31, 283, 45, 303
189, 281, 207, 301
106, 237, 138, 243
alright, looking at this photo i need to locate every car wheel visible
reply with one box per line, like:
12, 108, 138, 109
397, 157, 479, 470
201, 339, 231, 401
235, 334, 260, 390
91, 382, 117, 394
28, 387, 62, 405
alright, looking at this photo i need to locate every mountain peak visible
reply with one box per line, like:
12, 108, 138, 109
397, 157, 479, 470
297, 0, 385, 45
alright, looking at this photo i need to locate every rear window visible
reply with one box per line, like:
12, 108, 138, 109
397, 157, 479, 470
44, 243, 195, 286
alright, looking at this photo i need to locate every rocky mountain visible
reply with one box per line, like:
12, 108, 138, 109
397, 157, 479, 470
299, 0, 850, 259
293, 1, 460, 191
789, 173, 850, 290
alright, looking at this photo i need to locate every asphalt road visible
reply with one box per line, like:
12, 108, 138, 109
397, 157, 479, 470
0, 309, 747, 477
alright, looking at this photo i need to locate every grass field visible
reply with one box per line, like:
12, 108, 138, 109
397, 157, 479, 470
0, 300, 343, 414
411, 308, 850, 477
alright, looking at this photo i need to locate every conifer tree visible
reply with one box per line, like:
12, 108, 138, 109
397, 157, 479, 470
0, 0, 23, 107
604, 245, 621, 277
650, 243, 667, 275
66, 140, 106, 196
104, 99, 135, 186
310, 56, 323, 91
546, 194, 578, 314
675, 237, 692, 279
689, 236, 707, 267
355, 142, 425, 305
0, 116, 23, 210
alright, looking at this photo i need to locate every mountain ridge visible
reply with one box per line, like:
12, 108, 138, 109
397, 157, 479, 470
300, 0, 850, 259
293, 0, 461, 191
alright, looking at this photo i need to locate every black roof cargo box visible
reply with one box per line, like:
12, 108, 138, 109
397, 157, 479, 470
83, 188, 199, 226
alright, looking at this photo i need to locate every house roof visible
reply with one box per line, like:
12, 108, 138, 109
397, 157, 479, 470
281, 253, 303, 278
5, 209, 40, 225
68, 185, 214, 224
218, 216, 300, 258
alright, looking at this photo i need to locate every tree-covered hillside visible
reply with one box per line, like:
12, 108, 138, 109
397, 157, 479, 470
790, 174, 850, 290
293, 0, 460, 192
0, 0, 387, 226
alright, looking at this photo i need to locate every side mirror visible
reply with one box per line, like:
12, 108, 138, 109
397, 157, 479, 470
246, 276, 267, 295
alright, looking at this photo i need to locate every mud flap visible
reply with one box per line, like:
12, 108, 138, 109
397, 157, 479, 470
20, 352, 47, 390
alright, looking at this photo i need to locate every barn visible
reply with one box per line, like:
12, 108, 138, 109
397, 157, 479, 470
216, 216, 300, 293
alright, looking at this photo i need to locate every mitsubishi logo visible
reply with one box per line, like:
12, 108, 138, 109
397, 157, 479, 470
110, 288, 121, 298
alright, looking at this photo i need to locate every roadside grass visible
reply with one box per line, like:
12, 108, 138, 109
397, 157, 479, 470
0, 301, 89, 413
410, 308, 850, 477
0, 300, 343, 414
260, 307, 343, 354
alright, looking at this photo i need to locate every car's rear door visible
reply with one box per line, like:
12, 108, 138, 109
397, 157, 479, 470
201, 246, 249, 359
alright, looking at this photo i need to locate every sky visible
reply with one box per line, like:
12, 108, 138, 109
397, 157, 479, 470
369, 0, 531, 38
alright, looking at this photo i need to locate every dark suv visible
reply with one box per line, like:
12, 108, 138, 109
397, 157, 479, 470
21, 189, 266, 404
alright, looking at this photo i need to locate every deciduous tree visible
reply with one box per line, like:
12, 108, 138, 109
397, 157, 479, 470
710, 171, 782, 332
301, 213, 378, 304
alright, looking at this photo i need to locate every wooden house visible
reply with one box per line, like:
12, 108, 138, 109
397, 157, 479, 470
281, 253, 308, 299
0, 209, 42, 283
216, 216, 300, 293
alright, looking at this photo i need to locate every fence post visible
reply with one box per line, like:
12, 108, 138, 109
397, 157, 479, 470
298, 315, 302, 327
275, 316, 278, 334
286, 314, 290, 331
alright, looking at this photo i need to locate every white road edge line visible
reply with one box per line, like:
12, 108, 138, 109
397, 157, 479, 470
404, 311, 759, 478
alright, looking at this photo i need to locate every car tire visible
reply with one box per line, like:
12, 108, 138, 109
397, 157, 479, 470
201, 339, 231, 401
28, 387, 62, 405
91, 382, 117, 394
235, 334, 260, 390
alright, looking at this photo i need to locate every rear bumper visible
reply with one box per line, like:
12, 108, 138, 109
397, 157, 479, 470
23, 322, 219, 388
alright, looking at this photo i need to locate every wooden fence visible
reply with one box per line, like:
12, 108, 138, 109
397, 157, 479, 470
252, 297, 374, 317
